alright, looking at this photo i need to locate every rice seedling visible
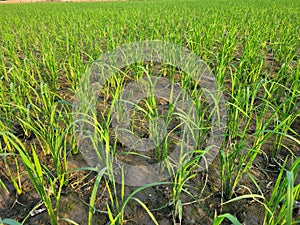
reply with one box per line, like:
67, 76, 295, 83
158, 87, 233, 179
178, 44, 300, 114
0, 131, 60, 224
264, 157, 300, 225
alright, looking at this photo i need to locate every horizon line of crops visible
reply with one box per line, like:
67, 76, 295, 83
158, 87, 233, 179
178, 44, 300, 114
0, 0, 299, 224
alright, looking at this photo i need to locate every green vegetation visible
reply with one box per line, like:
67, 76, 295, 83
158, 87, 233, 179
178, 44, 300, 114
0, 0, 299, 224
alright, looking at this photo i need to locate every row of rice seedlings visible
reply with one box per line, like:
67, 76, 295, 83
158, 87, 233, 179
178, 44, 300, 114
264, 157, 300, 225
219, 156, 300, 225
0, 0, 299, 224
1, 16, 76, 222
91, 58, 222, 223
74, 73, 170, 225
0, 74, 74, 224
0, 131, 62, 224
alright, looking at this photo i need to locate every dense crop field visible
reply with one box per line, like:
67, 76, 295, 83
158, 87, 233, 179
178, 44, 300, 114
0, 0, 299, 224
